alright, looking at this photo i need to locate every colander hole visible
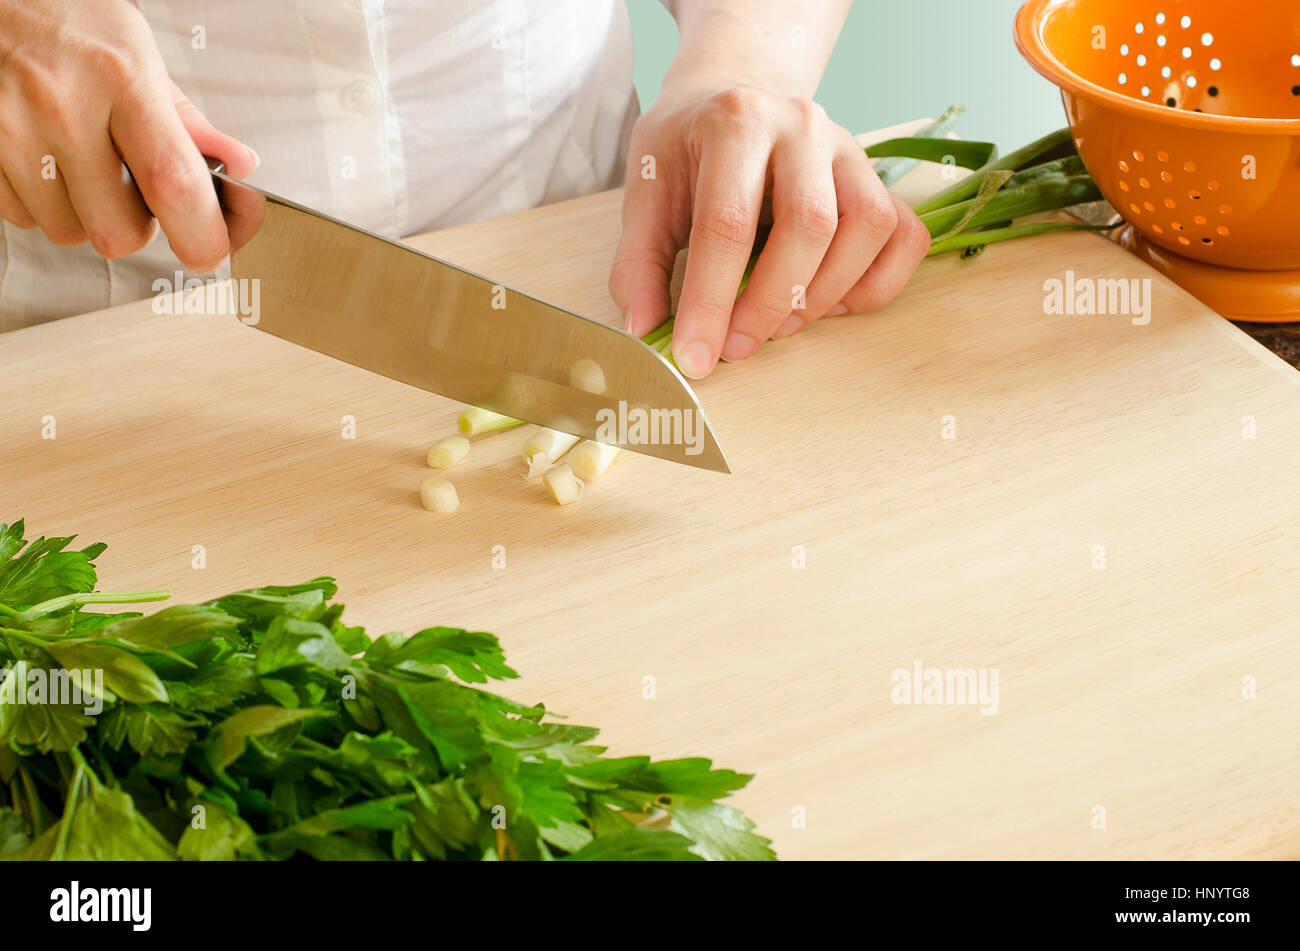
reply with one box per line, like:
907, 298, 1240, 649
1217, 226, 1230, 236
1133, 150, 1145, 162
1201, 238, 1213, 245
1171, 221, 1183, 230
1182, 47, 1193, 58
1208, 86, 1219, 96
1178, 236, 1190, 245
1189, 189, 1202, 199
1207, 180, 1220, 191
1157, 151, 1169, 162
1119, 73, 1128, 85
1141, 85, 1152, 97
1137, 54, 1148, 66
1139, 177, 1151, 188
1160, 171, 1173, 182
1135, 22, 1144, 34
1155, 13, 1166, 25
1292, 86, 1300, 96
1157, 35, 1167, 48
1184, 161, 1197, 172
1186, 76, 1198, 88
1130, 203, 1142, 214
1292, 54, 1300, 67
1163, 66, 1173, 78
1219, 204, 1232, 215
1119, 181, 1131, 191
1152, 225, 1165, 234
1164, 198, 1177, 208
1166, 97, 1177, 107
1201, 33, 1213, 46
1144, 202, 1155, 212
1194, 215, 1207, 225
1119, 160, 1130, 172
1181, 15, 1192, 29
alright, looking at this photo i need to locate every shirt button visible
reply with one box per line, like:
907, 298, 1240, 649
342, 80, 378, 113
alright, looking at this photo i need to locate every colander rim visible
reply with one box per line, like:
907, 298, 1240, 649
1015, 0, 1300, 134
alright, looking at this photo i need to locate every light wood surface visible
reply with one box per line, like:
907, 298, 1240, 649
2, 123, 1298, 859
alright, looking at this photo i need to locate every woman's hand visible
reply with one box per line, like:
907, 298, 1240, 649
610, 82, 930, 380
0, 0, 258, 272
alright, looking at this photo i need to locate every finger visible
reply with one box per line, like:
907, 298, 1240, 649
609, 152, 681, 338
830, 193, 931, 318
1, 147, 87, 246
794, 143, 899, 327
109, 81, 230, 273
721, 136, 837, 361
58, 141, 158, 260
0, 166, 36, 229
671, 131, 770, 379
171, 82, 259, 179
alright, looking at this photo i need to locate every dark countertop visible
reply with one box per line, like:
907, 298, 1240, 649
1236, 323, 1300, 371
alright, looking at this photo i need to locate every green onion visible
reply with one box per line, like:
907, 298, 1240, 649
522, 429, 581, 477
871, 105, 968, 187
457, 406, 524, 436
918, 173, 1103, 237
866, 137, 996, 172
543, 465, 584, 505
569, 440, 620, 481
912, 126, 1075, 216
427, 435, 470, 469
419, 477, 459, 513
926, 219, 1121, 258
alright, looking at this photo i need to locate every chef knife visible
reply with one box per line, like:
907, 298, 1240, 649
208, 163, 729, 473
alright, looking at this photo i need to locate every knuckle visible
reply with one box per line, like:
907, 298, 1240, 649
861, 190, 900, 244
746, 293, 794, 327
84, 43, 139, 87
607, 255, 640, 298
697, 88, 766, 140
791, 97, 828, 127
786, 191, 838, 243
91, 217, 155, 259
688, 294, 736, 324
141, 151, 206, 209
708, 86, 759, 119
697, 200, 754, 250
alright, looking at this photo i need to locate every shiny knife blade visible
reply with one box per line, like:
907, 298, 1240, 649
211, 168, 729, 473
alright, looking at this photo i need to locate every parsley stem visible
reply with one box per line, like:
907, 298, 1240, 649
18, 588, 171, 620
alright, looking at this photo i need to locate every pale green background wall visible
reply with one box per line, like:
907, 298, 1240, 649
627, 0, 1065, 149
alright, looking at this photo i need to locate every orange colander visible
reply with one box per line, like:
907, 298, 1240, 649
1016, 0, 1300, 321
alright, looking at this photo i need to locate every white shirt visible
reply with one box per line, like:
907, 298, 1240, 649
0, 0, 638, 331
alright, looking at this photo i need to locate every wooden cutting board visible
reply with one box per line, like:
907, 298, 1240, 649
2, 123, 1298, 859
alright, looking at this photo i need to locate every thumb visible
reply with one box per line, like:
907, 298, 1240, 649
171, 81, 259, 179
609, 170, 680, 339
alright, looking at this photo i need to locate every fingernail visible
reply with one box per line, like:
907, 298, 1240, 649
826, 302, 849, 318
249, 147, 261, 171
675, 340, 713, 379
720, 332, 756, 362
772, 315, 803, 339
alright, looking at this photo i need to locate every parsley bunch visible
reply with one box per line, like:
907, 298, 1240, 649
0, 519, 774, 861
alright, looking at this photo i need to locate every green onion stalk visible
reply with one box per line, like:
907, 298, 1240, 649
463, 113, 1114, 419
